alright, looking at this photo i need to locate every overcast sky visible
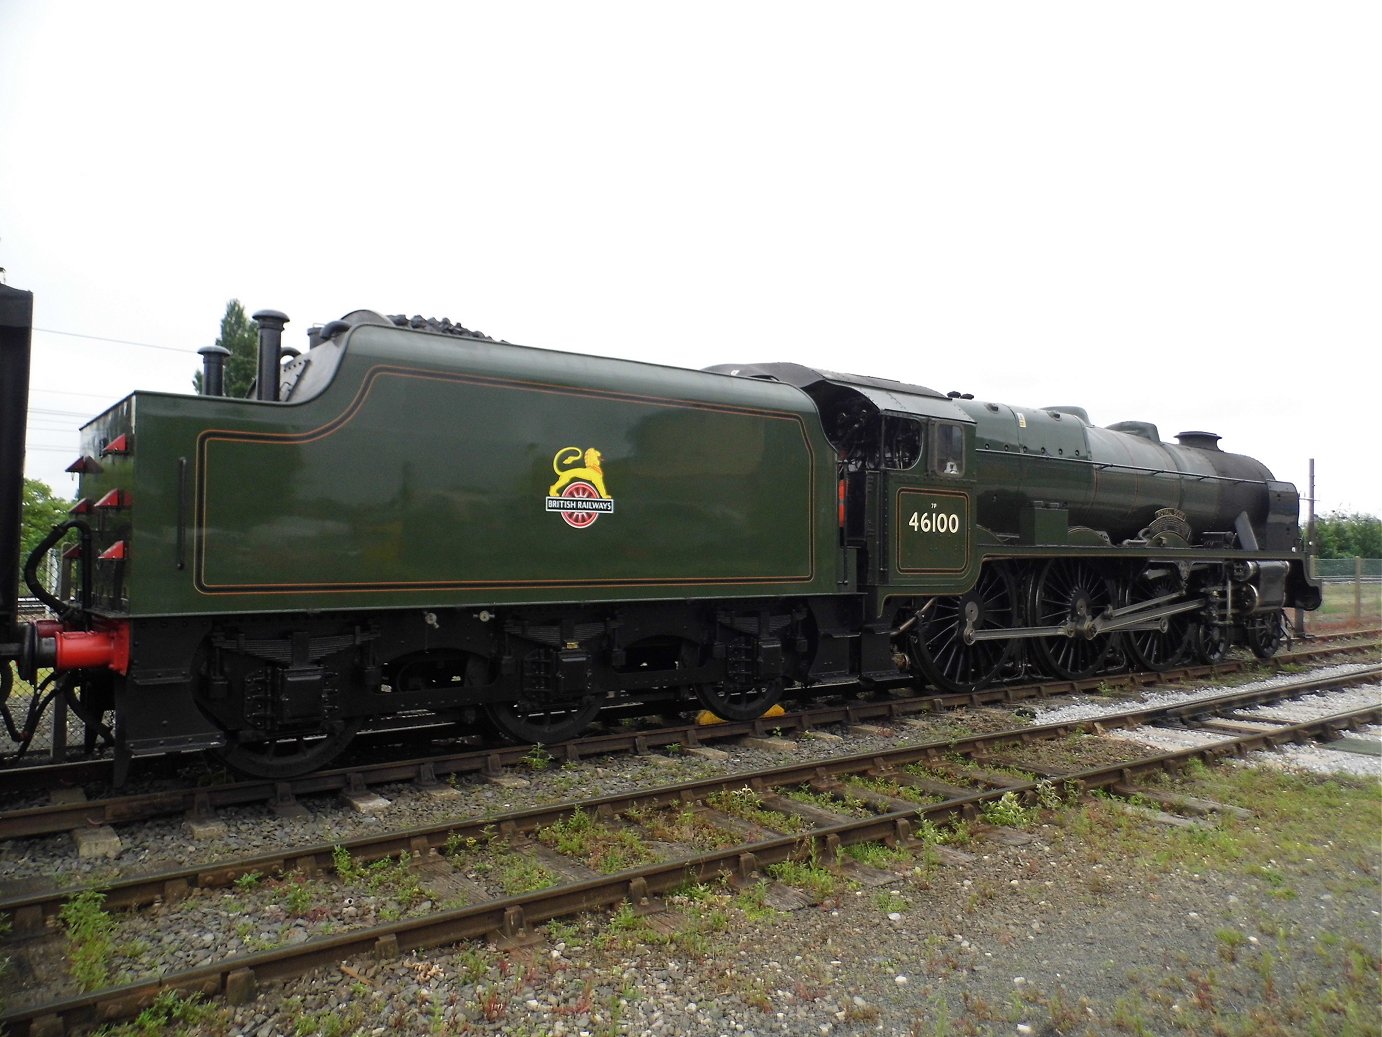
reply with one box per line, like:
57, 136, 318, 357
2, 2, 1378, 517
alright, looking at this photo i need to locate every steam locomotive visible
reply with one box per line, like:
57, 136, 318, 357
0, 283, 1320, 780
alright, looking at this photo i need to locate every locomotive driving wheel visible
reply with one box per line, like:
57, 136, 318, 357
1123, 562, 1193, 672
905, 563, 1018, 694
1246, 609, 1288, 660
1029, 558, 1116, 680
218, 718, 363, 780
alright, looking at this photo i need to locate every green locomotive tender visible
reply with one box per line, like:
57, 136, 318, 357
0, 287, 1320, 779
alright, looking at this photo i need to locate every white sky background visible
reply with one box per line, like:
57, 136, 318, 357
1, 2, 1378, 517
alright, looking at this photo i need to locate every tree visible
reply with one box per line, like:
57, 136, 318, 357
1313, 512, 1382, 559
192, 299, 258, 398
20, 478, 71, 563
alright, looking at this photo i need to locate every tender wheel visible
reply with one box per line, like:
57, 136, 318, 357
484, 698, 603, 744
906, 563, 1019, 693
696, 674, 784, 724
217, 718, 363, 779
695, 679, 784, 722
1029, 559, 1116, 680
695, 628, 790, 721
1192, 621, 1229, 664
1246, 609, 1288, 660
1124, 562, 1192, 672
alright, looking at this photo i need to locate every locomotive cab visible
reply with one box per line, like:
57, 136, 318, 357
705, 363, 982, 604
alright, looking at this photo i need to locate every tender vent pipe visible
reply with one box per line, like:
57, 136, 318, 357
252, 309, 289, 402
197, 344, 231, 396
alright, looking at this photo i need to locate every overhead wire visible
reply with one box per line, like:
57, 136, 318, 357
33, 326, 189, 354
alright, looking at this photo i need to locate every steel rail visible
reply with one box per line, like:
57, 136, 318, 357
3, 664, 1375, 929
0, 642, 1375, 839
2, 689, 1377, 1037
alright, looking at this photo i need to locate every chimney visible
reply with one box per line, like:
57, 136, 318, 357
252, 309, 289, 402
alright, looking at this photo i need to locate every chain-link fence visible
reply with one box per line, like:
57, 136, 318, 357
1305, 556, 1381, 631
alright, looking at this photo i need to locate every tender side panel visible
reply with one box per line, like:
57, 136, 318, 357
187, 364, 828, 605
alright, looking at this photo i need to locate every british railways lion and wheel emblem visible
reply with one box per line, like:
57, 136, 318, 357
545, 446, 614, 529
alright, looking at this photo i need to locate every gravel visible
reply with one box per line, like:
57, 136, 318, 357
2, 658, 1379, 1035
1032, 661, 1382, 780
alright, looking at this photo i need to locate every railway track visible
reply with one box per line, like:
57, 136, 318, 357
0, 637, 1375, 843
1, 665, 1377, 1036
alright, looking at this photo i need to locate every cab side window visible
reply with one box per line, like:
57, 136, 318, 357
931, 422, 965, 476
881, 416, 923, 471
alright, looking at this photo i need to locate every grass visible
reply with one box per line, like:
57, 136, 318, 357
91, 990, 219, 1036
598, 894, 732, 958
59, 888, 116, 991
331, 846, 428, 908
459, 836, 558, 895
1309, 580, 1381, 628
844, 774, 944, 806
766, 854, 840, 900
735, 880, 784, 923
1068, 767, 1381, 893
1029, 764, 1382, 1035
706, 787, 810, 833
522, 743, 554, 771
875, 888, 909, 913
622, 802, 741, 849
979, 790, 1036, 827
537, 807, 657, 873
903, 760, 985, 789
779, 783, 874, 817
843, 840, 912, 869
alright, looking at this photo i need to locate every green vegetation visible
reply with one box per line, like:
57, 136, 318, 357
622, 802, 740, 849
537, 807, 656, 873
20, 477, 71, 562
875, 888, 909, 914
779, 783, 873, 817
904, 760, 983, 789
331, 846, 427, 908
1067, 767, 1380, 891
842, 840, 912, 869
1312, 511, 1381, 559
979, 790, 1036, 827
233, 870, 263, 890
598, 893, 730, 960
1000, 766, 1382, 1035
844, 774, 944, 806
1314, 578, 1382, 627
522, 743, 554, 771
458, 831, 558, 895
912, 815, 972, 848
732, 879, 782, 923
191, 298, 258, 397
59, 889, 116, 991
765, 852, 840, 900
92, 990, 219, 1037
706, 787, 810, 834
